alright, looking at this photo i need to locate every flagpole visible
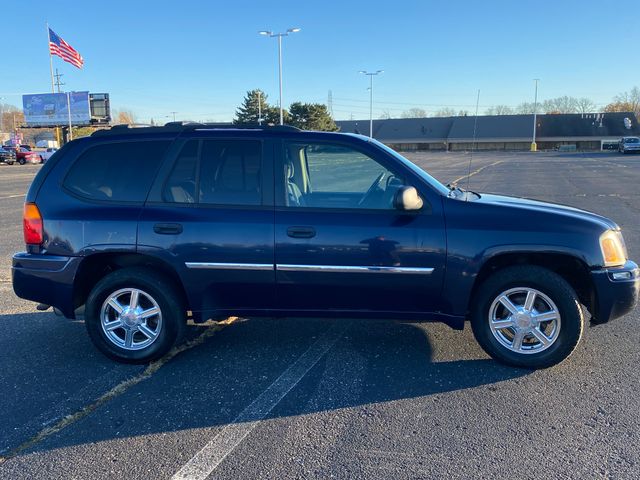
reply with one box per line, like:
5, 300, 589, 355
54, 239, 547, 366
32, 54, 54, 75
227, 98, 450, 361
46, 22, 55, 93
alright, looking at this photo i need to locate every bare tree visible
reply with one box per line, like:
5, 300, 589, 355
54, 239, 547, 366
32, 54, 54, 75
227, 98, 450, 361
607, 87, 640, 117
515, 102, 539, 114
400, 108, 427, 119
485, 105, 513, 115
542, 96, 578, 114
114, 110, 137, 125
432, 108, 456, 117
379, 110, 393, 119
1, 103, 24, 132
575, 97, 597, 113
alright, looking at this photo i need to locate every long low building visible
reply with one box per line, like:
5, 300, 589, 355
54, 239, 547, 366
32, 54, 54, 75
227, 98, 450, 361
336, 112, 639, 151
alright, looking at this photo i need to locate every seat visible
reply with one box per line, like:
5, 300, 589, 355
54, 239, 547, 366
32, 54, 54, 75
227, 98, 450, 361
285, 158, 305, 206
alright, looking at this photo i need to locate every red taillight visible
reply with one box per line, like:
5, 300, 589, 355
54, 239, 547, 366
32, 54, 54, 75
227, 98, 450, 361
23, 203, 43, 245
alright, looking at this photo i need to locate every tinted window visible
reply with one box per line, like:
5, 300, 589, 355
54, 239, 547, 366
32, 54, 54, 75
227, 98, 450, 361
64, 140, 170, 202
284, 142, 405, 209
164, 139, 262, 206
163, 140, 199, 203
199, 140, 261, 205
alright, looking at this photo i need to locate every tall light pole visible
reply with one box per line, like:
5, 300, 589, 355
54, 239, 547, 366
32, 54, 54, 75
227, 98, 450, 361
359, 70, 383, 138
259, 28, 301, 125
257, 91, 263, 125
531, 78, 540, 152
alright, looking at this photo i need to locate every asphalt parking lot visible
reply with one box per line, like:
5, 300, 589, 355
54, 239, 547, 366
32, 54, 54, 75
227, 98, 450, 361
0, 151, 638, 479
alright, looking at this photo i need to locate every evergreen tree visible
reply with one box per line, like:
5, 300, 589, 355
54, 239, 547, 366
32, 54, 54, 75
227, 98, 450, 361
288, 102, 339, 131
234, 89, 271, 124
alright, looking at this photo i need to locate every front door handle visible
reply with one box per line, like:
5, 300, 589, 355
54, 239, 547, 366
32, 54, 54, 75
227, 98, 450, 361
154, 223, 183, 235
287, 226, 316, 239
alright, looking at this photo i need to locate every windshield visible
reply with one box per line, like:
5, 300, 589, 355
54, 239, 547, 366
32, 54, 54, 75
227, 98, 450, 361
624, 137, 640, 143
369, 139, 451, 195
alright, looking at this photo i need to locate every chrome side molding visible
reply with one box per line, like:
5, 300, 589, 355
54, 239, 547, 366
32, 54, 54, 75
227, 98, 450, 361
185, 262, 274, 271
278, 264, 434, 274
185, 262, 434, 275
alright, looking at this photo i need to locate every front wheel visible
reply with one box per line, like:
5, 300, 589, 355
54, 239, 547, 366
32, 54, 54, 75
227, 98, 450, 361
85, 267, 186, 363
470, 265, 584, 369
18, 158, 25, 165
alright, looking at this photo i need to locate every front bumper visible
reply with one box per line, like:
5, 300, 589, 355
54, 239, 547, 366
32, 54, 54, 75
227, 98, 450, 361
12, 253, 81, 318
590, 260, 639, 323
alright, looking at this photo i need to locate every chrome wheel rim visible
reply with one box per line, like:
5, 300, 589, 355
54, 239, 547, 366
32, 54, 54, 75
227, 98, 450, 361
488, 287, 561, 354
100, 288, 162, 350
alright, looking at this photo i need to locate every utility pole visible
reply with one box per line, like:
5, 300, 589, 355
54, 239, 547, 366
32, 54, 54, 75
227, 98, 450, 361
170, 111, 177, 122
257, 91, 263, 125
531, 78, 540, 152
54, 69, 65, 93
328, 90, 333, 118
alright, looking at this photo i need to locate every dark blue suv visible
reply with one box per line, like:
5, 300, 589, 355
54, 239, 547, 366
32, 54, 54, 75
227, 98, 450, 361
12, 124, 639, 368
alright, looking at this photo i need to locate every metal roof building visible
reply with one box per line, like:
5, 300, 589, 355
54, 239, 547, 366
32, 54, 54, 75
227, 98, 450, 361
336, 112, 639, 151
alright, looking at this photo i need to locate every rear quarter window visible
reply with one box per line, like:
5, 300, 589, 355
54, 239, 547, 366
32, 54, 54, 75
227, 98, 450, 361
63, 140, 171, 202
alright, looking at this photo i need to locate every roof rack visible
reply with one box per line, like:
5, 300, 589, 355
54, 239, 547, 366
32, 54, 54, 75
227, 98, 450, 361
91, 122, 301, 137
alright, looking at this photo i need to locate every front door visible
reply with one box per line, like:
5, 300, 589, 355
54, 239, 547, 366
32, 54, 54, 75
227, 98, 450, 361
274, 139, 446, 315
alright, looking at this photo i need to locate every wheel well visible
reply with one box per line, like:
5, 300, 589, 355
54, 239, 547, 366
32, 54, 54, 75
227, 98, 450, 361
469, 252, 595, 315
73, 253, 188, 312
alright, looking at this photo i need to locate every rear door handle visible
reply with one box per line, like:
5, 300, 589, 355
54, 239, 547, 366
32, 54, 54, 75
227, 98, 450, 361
287, 226, 316, 239
154, 223, 183, 235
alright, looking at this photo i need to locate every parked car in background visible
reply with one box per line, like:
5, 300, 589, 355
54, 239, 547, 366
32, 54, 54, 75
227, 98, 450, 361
618, 136, 640, 154
5, 146, 42, 165
39, 147, 58, 163
0, 147, 16, 165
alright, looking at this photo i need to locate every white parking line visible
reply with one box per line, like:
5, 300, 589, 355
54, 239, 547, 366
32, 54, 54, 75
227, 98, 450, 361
171, 321, 350, 480
0, 194, 25, 200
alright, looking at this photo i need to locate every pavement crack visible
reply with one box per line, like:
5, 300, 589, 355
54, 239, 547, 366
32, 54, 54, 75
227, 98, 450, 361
0, 317, 238, 466
451, 159, 504, 185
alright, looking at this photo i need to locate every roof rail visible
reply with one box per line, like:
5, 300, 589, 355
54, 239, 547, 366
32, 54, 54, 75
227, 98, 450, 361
91, 122, 301, 137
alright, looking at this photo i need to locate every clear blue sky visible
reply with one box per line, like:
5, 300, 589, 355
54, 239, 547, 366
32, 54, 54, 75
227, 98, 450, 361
2, 0, 638, 122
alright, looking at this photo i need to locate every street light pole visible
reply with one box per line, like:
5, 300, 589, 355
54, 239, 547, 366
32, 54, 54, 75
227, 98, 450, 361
531, 78, 540, 152
259, 28, 301, 125
359, 70, 383, 138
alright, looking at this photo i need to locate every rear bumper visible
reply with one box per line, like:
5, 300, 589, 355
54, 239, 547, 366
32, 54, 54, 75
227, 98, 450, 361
12, 253, 81, 318
590, 260, 639, 323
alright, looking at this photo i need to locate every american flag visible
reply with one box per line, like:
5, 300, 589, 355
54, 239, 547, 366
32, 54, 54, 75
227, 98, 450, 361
48, 28, 84, 69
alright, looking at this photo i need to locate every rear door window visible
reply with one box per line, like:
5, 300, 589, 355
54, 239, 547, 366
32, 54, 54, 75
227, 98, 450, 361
64, 140, 170, 202
162, 138, 263, 206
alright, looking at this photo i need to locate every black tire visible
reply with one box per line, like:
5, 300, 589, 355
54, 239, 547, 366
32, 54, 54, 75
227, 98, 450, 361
85, 267, 186, 363
7, 161, 14, 165
18, 158, 25, 165
470, 265, 584, 369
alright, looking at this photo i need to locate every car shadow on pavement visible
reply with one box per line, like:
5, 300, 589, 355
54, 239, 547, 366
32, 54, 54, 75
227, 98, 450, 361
1, 315, 532, 458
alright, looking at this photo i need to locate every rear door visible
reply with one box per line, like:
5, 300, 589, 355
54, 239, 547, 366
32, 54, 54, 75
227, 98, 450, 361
138, 132, 275, 318
274, 137, 446, 315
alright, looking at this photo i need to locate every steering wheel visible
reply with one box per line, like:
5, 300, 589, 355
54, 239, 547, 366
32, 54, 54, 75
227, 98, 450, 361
358, 172, 386, 206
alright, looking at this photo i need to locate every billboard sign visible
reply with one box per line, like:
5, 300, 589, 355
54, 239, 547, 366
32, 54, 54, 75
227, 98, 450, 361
22, 92, 91, 126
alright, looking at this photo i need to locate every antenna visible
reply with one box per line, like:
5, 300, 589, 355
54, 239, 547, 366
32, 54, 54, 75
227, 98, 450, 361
465, 89, 481, 200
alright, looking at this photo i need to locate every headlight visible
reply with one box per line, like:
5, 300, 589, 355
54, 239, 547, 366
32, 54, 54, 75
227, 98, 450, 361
599, 230, 627, 267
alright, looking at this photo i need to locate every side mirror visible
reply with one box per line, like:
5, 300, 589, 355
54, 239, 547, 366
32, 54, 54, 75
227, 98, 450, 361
394, 186, 424, 211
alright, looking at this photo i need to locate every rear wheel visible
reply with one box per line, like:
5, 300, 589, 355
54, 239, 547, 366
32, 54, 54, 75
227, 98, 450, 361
85, 267, 186, 363
18, 158, 25, 165
471, 265, 584, 369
